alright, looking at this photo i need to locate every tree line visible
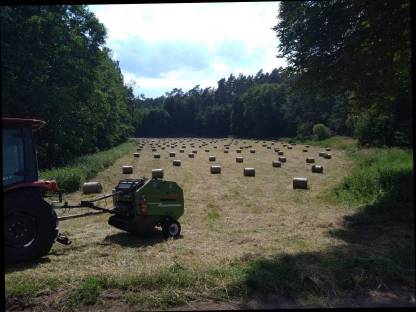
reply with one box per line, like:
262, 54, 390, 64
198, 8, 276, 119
1, 5, 135, 168
1, 2, 411, 169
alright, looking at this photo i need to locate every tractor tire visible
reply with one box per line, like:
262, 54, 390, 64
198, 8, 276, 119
4, 190, 59, 265
162, 218, 181, 238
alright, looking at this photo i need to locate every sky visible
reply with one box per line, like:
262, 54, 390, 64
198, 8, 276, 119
89, 2, 287, 99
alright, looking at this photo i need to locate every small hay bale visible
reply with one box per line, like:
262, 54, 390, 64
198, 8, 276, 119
173, 160, 181, 167
169, 152, 176, 157
210, 165, 221, 174
236, 149, 242, 153
278, 156, 286, 162
323, 153, 332, 159
224, 150, 229, 153
305, 145, 310, 148
312, 164, 323, 173
306, 157, 315, 163
267, 146, 271, 149
272, 160, 281, 168
82, 182, 102, 194
325, 147, 331, 151
205, 149, 210, 152
244, 167, 255, 177
161, 147, 165, 150
293, 177, 308, 189
250, 149, 256, 153
180, 149, 184, 153
319, 151, 326, 157
152, 168, 164, 179
302, 149, 308, 153
209, 156, 216, 161
122, 165, 133, 174
192, 150, 198, 154
134, 153, 140, 158
152, 148, 157, 152
278, 151, 284, 156
188, 153, 194, 158
287, 145, 293, 149
236, 156, 244, 163
154, 154, 160, 159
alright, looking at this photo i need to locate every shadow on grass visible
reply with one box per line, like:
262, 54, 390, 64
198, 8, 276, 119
103, 230, 168, 248
236, 195, 415, 307
5, 257, 51, 273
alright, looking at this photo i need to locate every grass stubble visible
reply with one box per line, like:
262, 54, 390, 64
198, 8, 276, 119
5, 136, 414, 310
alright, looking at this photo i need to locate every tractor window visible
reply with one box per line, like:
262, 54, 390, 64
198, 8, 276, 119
2, 128, 25, 187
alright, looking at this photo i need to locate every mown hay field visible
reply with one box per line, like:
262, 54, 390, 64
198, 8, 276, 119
5, 137, 414, 311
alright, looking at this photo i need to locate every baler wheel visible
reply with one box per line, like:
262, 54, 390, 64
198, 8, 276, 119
162, 219, 181, 238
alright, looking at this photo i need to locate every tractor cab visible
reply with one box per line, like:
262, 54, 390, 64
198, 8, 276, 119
3, 118, 59, 265
2, 118, 42, 188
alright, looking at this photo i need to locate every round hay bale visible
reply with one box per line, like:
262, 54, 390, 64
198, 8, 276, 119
278, 151, 284, 156
305, 145, 310, 148
319, 151, 326, 157
312, 164, 323, 173
154, 154, 160, 159
192, 150, 198, 154
82, 182, 102, 194
278, 156, 286, 162
267, 146, 271, 149
236, 156, 244, 163
250, 149, 256, 153
274, 148, 280, 152
224, 150, 229, 153
214, 146, 217, 149
272, 160, 281, 168
325, 147, 331, 151
169, 152, 176, 157
134, 153, 140, 158
180, 149, 184, 153
205, 149, 210, 152
210, 165, 221, 174
236, 149, 242, 153
161, 147, 166, 150
122, 165, 133, 174
287, 145, 293, 149
152, 148, 157, 152
293, 177, 308, 189
173, 160, 181, 167
152, 168, 164, 179
209, 156, 216, 161
244, 167, 255, 176
188, 153, 194, 158
302, 149, 308, 152
323, 153, 332, 159
306, 157, 315, 163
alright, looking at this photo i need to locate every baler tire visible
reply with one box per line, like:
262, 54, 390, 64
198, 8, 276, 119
4, 193, 58, 265
162, 219, 181, 238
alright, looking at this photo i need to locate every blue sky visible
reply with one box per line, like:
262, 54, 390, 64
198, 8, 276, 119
89, 2, 286, 98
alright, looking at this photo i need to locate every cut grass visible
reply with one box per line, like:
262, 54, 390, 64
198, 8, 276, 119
5, 136, 414, 310
40, 140, 136, 192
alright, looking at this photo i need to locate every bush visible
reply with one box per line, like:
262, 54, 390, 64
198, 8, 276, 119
312, 123, 331, 140
354, 112, 394, 147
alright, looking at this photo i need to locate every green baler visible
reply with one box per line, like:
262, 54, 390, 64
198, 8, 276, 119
108, 178, 184, 237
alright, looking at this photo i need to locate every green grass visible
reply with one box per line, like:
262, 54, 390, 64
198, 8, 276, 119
332, 147, 413, 207
279, 135, 356, 151
40, 140, 136, 193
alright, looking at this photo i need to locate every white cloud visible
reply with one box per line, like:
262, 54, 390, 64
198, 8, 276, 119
89, 2, 286, 98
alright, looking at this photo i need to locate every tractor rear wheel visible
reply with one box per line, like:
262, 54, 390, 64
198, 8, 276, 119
162, 218, 181, 238
4, 191, 58, 265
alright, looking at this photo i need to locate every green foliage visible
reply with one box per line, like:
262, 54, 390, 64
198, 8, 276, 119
333, 148, 413, 207
354, 111, 395, 147
1, 5, 135, 168
274, 0, 411, 147
39, 141, 135, 192
312, 123, 331, 141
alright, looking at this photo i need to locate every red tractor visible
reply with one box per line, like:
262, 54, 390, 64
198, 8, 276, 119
3, 118, 61, 264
